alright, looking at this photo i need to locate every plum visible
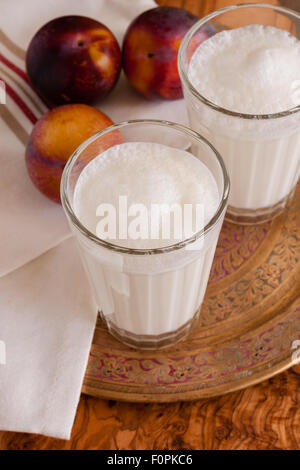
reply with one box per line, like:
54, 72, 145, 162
25, 104, 121, 203
122, 6, 202, 100
26, 16, 121, 106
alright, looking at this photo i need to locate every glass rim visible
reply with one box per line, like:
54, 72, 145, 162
178, 2, 300, 120
60, 119, 230, 256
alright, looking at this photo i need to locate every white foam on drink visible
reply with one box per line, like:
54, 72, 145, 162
73, 142, 219, 249
188, 25, 300, 114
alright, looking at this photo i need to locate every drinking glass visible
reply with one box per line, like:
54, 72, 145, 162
179, 3, 300, 224
61, 120, 229, 349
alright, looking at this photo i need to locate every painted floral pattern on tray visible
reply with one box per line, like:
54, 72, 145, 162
209, 222, 270, 283
86, 306, 300, 388
201, 194, 300, 326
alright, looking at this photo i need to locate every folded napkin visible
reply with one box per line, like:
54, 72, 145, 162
0, 239, 97, 439
0, 0, 187, 440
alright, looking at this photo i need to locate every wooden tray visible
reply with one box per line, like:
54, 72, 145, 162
82, 185, 300, 402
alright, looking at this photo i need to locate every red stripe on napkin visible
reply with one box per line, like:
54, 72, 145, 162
0, 52, 49, 109
3, 79, 38, 124
0, 52, 30, 85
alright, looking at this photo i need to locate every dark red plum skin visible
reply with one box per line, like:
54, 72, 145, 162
122, 6, 214, 100
26, 16, 121, 107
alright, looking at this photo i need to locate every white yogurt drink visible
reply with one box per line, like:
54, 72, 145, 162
73, 143, 219, 345
179, 5, 300, 223
74, 143, 219, 248
61, 121, 229, 349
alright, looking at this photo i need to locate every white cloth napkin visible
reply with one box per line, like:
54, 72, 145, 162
0, 0, 187, 440
0, 239, 97, 439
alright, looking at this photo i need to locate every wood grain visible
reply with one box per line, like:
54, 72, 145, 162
1, 365, 300, 450
1, 0, 300, 451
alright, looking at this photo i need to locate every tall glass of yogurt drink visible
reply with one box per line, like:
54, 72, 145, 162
179, 3, 300, 224
61, 120, 229, 349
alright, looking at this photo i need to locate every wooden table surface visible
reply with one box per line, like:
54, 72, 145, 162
1, 0, 300, 451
